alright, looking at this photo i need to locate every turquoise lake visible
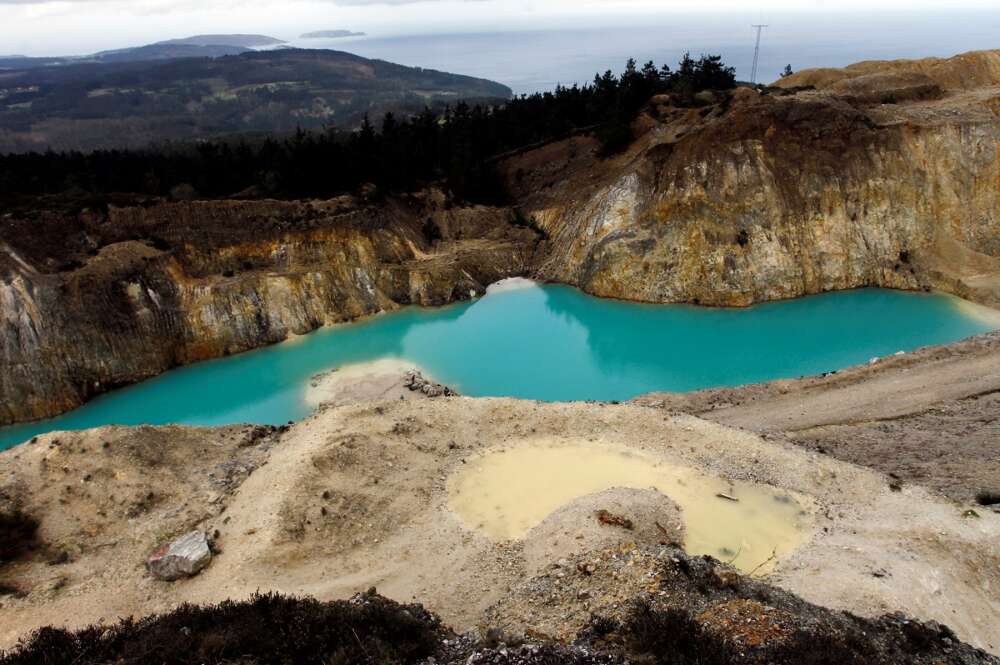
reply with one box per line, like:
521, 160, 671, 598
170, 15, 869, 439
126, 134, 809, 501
2, 285, 997, 450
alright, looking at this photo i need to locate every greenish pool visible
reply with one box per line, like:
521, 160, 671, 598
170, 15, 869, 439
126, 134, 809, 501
1, 285, 997, 450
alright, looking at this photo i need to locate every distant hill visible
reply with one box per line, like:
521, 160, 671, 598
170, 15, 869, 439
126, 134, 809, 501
301, 30, 366, 39
90, 43, 253, 63
156, 34, 285, 48
0, 48, 512, 153
0, 35, 286, 70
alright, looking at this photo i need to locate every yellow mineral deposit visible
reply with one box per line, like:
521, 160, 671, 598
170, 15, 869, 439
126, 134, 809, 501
448, 439, 814, 574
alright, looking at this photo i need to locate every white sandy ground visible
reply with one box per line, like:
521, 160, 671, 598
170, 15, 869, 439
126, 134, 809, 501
1, 381, 998, 653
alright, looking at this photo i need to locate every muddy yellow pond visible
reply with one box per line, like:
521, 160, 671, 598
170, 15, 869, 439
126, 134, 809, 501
448, 441, 814, 574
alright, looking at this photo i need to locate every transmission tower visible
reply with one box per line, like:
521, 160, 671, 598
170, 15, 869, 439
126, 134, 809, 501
750, 24, 768, 85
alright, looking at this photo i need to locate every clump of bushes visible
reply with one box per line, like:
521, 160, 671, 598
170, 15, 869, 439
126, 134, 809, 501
0, 591, 443, 665
618, 599, 960, 665
624, 601, 731, 665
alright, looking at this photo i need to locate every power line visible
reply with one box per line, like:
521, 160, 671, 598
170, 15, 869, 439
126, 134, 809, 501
750, 24, 768, 85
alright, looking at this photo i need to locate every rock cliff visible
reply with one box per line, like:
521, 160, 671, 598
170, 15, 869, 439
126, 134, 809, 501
3, 49, 1000, 426
0, 196, 536, 425
506, 49, 1000, 307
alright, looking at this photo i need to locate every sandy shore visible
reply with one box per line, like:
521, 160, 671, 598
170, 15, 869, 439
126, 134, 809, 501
952, 296, 1000, 328
304, 358, 434, 409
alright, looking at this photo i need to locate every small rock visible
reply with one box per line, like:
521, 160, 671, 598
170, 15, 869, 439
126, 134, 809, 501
403, 370, 458, 398
147, 531, 212, 581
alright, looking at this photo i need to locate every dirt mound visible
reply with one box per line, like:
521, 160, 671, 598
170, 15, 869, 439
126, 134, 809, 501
522, 488, 684, 574
489, 546, 998, 665
775, 49, 1000, 93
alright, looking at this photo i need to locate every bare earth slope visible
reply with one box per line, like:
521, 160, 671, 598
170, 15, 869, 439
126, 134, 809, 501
635, 331, 1000, 504
1, 389, 998, 654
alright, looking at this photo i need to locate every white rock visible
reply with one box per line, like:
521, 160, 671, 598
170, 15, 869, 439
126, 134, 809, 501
147, 531, 212, 581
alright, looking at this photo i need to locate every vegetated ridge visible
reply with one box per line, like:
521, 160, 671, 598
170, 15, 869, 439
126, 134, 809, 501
0, 34, 286, 71
0, 48, 511, 152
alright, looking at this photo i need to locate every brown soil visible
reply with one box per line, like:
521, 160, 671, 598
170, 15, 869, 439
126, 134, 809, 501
635, 331, 1000, 504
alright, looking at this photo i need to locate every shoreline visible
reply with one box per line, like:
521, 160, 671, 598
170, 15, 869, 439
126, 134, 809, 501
303, 357, 438, 409
1, 285, 997, 448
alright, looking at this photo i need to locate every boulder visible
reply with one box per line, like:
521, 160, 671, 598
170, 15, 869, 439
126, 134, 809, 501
147, 531, 212, 581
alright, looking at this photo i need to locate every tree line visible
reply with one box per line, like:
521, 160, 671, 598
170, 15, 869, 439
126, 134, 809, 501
0, 54, 736, 206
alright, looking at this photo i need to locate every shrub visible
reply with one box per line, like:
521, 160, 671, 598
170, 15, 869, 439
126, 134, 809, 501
0, 591, 444, 665
623, 600, 731, 665
0, 509, 39, 563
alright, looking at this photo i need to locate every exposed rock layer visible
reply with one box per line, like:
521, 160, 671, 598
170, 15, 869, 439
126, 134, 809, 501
3, 49, 1000, 426
510, 51, 1000, 307
0, 196, 534, 425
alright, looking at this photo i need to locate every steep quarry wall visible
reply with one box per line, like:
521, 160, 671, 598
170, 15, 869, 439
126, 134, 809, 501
0, 197, 536, 425
505, 53, 1000, 307
3, 49, 1000, 427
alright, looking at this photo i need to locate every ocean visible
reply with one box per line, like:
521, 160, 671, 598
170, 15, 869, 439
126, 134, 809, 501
286, 11, 1000, 94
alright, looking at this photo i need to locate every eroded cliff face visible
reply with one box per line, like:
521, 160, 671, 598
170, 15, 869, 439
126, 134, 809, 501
0, 196, 536, 425
4, 50, 1000, 427
505, 51, 1000, 307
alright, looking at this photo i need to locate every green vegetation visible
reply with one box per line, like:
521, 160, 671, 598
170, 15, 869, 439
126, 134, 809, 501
0, 49, 512, 152
0, 54, 735, 205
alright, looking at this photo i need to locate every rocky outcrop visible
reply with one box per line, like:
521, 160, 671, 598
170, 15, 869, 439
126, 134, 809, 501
504, 52, 1000, 307
403, 370, 458, 397
0, 195, 536, 425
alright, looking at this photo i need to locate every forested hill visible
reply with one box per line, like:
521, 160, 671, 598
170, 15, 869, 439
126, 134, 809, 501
0, 49, 513, 153
0, 55, 736, 206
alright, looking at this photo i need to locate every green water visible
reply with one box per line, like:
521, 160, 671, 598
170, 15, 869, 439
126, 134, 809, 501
1, 285, 996, 450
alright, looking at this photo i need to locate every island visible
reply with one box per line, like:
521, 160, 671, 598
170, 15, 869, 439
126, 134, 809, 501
300, 30, 366, 39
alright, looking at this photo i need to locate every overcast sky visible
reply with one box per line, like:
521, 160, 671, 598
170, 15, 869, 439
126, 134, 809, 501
2, 0, 998, 57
